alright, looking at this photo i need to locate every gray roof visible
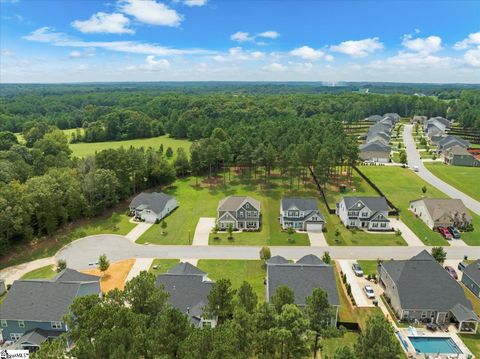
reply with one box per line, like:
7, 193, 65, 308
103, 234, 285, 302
156, 271, 214, 325
383, 113, 401, 122
451, 303, 480, 322
281, 197, 318, 212
360, 141, 391, 153
367, 115, 383, 122
463, 260, 480, 285
218, 195, 260, 212
296, 254, 324, 265
168, 262, 206, 276
53, 268, 100, 283
438, 135, 470, 149
429, 116, 451, 127
410, 198, 472, 223
381, 250, 474, 312
267, 255, 339, 306
129, 192, 175, 214
15, 328, 61, 347
266, 255, 289, 265
342, 196, 389, 212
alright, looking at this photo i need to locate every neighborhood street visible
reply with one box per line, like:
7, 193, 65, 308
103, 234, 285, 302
403, 124, 480, 215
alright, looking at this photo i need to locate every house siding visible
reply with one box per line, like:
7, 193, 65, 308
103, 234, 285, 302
0, 319, 65, 343
410, 201, 434, 229
336, 199, 390, 231
462, 273, 480, 299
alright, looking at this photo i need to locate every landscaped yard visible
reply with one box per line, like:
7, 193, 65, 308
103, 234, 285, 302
70, 212, 136, 239
149, 259, 180, 274
197, 260, 266, 300
20, 264, 57, 280
320, 331, 359, 358
69, 135, 191, 158
138, 173, 313, 246
357, 260, 379, 277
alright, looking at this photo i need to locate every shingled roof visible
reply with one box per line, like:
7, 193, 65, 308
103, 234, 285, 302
218, 195, 260, 212
463, 260, 480, 286
129, 192, 175, 214
411, 198, 472, 223
342, 196, 389, 213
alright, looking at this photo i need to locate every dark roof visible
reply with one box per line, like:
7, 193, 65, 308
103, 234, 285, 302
156, 272, 214, 325
218, 195, 260, 212
168, 262, 206, 276
438, 135, 470, 149
266, 255, 289, 265
267, 255, 339, 306
381, 250, 473, 312
129, 192, 176, 214
53, 268, 100, 283
281, 197, 318, 212
367, 115, 383, 122
429, 116, 451, 127
342, 196, 389, 212
296, 254, 324, 265
451, 303, 480, 322
463, 260, 480, 285
359, 141, 391, 153
15, 328, 61, 347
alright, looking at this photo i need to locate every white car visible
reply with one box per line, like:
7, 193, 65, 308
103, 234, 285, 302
363, 285, 375, 299
413, 165, 419, 172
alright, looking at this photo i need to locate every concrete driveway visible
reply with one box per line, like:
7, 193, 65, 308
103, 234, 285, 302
0, 257, 55, 285
125, 258, 154, 282
389, 218, 424, 246
307, 231, 328, 246
125, 222, 153, 243
404, 124, 480, 215
338, 260, 380, 307
192, 218, 215, 246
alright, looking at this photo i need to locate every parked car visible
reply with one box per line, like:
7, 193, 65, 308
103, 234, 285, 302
445, 266, 458, 280
352, 263, 364, 277
413, 165, 419, 172
438, 227, 453, 240
363, 285, 375, 299
448, 226, 461, 239
458, 261, 467, 272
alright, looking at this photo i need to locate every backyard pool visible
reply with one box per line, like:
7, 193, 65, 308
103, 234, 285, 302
408, 336, 463, 355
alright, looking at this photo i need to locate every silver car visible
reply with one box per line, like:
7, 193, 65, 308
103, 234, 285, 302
363, 285, 375, 299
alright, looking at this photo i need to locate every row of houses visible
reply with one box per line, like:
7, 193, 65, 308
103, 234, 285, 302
359, 113, 401, 163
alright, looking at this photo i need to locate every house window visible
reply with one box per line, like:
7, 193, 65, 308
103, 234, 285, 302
247, 211, 256, 218
350, 221, 356, 226
1, 319, 7, 327
247, 221, 257, 228
380, 223, 387, 228
372, 223, 379, 228
51, 321, 62, 329
238, 211, 244, 218
361, 212, 368, 217
421, 312, 427, 318
18, 320, 25, 328
11, 333, 22, 341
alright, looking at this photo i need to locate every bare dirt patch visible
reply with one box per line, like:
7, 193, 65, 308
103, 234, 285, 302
82, 259, 135, 293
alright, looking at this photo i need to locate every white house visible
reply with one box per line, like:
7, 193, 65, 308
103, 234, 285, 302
129, 192, 178, 223
336, 196, 390, 231
409, 198, 472, 229
280, 197, 325, 231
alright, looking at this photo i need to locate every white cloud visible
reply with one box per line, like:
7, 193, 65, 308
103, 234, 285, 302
263, 62, 287, 72
290, 46, 324, 60
330, 37, 383, 57
75, 64, 88, 71
258, 31, 279, 39
71, 12, 133, 34
69, 50, 82, 58
230, 31, 253, 43
415, 28, 421, 34
120, 0, 183, 26
212, 47, 264, 62
69, 48, 95, 58
464, 47, 480, 67
23, 27, 69, 43
402, 35, 442, 53
454, 32, 480, 50
1, 49, 15, 57
183, 0, 207, 6
126, 55, 171, 71
368, 52, 453, 70
325, 54, 334, 62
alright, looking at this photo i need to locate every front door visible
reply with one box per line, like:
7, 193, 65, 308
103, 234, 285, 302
361, 222, 366, 228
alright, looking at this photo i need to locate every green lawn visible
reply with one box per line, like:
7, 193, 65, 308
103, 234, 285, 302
197, 260, 266, 300
20, 265, 57, 280
69, 135, 191, 158
138, 174, 312, 246
357, 260, 378, 277
458, 284, 480, 358
425, 163, 480, 202
149, 259, 180, 274
320, 331, 359, 358
69, 212, 136, 239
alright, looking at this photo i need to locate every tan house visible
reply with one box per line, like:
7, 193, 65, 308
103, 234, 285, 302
409, 198, 472, 229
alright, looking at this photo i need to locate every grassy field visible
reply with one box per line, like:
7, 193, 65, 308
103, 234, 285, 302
320, 331, 359, 358
69, 212, 136, 239
197, 260, 266, 300
69, 135, 191, 158
425, 163, 480, 202
20, 265, 57, 280
149, 259, 180, 274
357, 260, 379, 277
138, 173, 312, 246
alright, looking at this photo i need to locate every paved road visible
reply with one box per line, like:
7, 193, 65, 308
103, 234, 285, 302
55, 234, 479, 270
403, 124, 480, 215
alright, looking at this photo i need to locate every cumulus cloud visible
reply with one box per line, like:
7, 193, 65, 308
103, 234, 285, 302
330, 37, 383, 57
119, 0, 183, 26
71, 12, 133, 34
290, 46, 324, 60
402, 35, 442, 53
23, 27, 70, 43
454, 32, 480, 50
325, 54, 334, 62
368, 52, 453, 70
69, 50, 82, 58
69, 48, 95, 58
262, 62, 287, 72
1, 49, 15, 57
230, 31, 254, 43
213, 47, 265, 62
183, 0, 207, 6
230, 30, 280, 43
464, 47, 480, 67
126, 55, 171, 71
258, 31, 279, 39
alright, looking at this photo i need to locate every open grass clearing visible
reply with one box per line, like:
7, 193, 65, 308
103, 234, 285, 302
197, 259, 266, 300
69, 135, 191, 158
357, 260, 379, 277
320, 331, 359, 358
70, 212, 135, 239
20, 264, 57, 280
149, 259, 180, 274
82, 259, 135, 293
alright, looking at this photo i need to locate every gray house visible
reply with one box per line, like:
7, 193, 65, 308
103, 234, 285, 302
156, 262, 216, 327
280, 197, 325, 231
217, 196, 261, 230
462, 260, 480, 299
436, 135, 470, 155
129, 192, 178, 223
359, 141, 391, 163
379, 250, 479, 333
266, 254, 340, 326
444, 146, 480, 167
0, 269, 100, 348
336, 196, 391, 231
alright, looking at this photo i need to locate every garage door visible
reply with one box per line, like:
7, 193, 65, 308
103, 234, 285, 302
306, 223, 323, 232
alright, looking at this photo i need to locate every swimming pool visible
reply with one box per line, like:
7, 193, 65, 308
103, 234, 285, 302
408, 336, 463, 354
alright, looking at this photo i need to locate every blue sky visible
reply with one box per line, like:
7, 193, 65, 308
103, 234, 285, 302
1, 0, 479, 83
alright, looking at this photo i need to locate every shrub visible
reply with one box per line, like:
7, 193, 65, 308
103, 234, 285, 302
259, 246, 271, 262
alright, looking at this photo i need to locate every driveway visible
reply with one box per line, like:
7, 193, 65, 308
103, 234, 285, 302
307, 231, 328, 246
403, 124, 480, 215
337, 260, 377, 307
125, 222, 153, 243
1, 257, 55, 285
192, 217, 215, 246
125, 258, 154, 282
389, 218, 424, 246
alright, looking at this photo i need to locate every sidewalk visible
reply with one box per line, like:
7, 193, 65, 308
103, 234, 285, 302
125, 221, 153, 243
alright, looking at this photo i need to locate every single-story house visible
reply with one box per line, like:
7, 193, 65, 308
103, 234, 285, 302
217, 195, 261, 230
379, 250, 479, 333
409, 198, 472, 229
266, 254, 340, 326
156, 262, 216, 327
280, 197, 325, 231
436, 135, 470, 155
336, 196, 391, 231
461, 260, 480, 299
0, 269, 100, 348
383, 113, 401, 123
129, 192, 178, 223
359, 141, 391, 163
444, 146, 480, 167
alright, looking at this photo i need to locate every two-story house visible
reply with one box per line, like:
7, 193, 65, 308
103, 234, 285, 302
280, 197, 325, 231
336, 196, 391, 231
0, 269, 100, 350
217, 196, 261, 230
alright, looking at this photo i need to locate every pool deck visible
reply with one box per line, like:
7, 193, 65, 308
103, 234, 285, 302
397, 328, 473, 359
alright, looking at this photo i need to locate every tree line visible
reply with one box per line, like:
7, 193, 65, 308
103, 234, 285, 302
32, 271, 401, 359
